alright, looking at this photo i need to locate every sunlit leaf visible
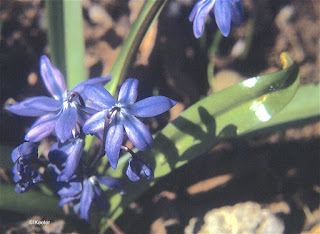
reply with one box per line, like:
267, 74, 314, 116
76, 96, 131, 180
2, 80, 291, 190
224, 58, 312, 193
100, 53, 301, 231
247, 83, 320, 135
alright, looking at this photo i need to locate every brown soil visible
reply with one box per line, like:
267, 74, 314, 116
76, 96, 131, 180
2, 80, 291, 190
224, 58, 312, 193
0, 0, 319, 233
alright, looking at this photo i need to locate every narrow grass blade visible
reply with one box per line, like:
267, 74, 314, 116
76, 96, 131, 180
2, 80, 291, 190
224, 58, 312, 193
45, 0, 86, 89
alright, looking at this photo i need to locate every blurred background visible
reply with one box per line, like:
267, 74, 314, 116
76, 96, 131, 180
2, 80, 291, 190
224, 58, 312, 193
0, 0, 319, 233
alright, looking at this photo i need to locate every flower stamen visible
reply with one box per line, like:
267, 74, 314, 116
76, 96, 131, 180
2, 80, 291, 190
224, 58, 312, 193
68, 91, 85, 107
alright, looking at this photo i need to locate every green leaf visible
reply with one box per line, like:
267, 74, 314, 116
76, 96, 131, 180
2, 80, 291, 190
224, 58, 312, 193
0, 145, 14, 169
247, 83, 320, 135
106, 0, 168, 96
45, 0, 86, 89
101, 53, 302, 230
0, 184, 64, 217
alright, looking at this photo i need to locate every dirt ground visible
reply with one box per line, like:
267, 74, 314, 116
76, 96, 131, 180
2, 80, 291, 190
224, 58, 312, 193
0, 0, 319, 233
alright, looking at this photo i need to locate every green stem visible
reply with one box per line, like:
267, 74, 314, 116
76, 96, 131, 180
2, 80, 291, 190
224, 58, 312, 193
106, 0, 168, 96
207, 31, 223, 91
240, 18, 255, 60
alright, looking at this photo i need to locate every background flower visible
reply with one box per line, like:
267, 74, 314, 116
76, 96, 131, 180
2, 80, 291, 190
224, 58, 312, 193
189, 0, 243, 37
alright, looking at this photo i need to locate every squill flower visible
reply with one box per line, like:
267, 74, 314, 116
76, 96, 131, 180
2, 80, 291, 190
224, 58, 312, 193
48, 137, 85, 182
11, 142, 42, 193
83, 78, 176, 169
5, 55, 111, 143
78, 176, 124, 222
126, 155, 154, 182
46, 150, 124, 222
189, 0, 243, 37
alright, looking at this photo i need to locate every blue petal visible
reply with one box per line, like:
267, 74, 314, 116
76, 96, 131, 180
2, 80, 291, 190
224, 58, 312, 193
126, 161, 140, 182
214, 0, 232, 37
83, 102, 104, 113
5, 96, 61, 117
92, 184, 107, 211
83, 109, 109, 135
189, 0, 208, 21
72, 75, 112, 98
76, 107, 92, 127
15, 183, 30, 193
59, 139, 85, 182
11, 145, 22, 163
105, 115, 123, 169
122, 114, 153, 151
55, 104, 78, 143
48, 143, 68, 166
118, 78, 139, 104
141, 163, 154, 179
192, 0, 215, 38
80, 179, 94, 222
95, 176, 124, 192
12, 142, 38, 163
25, 114, 57, 142
126, 156, 154, 182
231, 0, 243, 26
12, 164, 22, 182
229, 0, 241, 4
129, 96, 176, 117
57, 179, 82, 197
59, 196, 78, 207
40, 55, 67, 101
84, 85, 116, 109
32, 172, 42, 184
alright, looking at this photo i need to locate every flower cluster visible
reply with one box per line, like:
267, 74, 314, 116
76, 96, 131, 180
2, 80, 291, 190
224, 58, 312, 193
11, 142, 42, 193
6, 56, 176, 221
46, 143, 124, 222
189, 0, 243, 38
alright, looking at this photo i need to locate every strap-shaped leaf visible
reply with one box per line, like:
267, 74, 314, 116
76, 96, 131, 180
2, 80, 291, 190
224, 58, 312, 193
45, 0, 86, 89
0, 184, 63, 217
100, 53, 301, 231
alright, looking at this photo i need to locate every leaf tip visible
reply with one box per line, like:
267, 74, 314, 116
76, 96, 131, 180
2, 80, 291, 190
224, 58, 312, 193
280, 52, 294, 69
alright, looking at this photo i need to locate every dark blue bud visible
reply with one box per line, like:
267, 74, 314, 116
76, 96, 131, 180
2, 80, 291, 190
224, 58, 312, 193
11, 142, 38, 164
126, 156, 154, 182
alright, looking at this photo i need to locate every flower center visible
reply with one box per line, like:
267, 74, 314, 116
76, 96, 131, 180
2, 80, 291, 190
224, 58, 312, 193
107, 106, 121, 120
67, 91, 85, 107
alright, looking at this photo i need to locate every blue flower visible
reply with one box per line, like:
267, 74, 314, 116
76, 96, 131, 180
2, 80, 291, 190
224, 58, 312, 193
48, 137, 85, 182
46, 150, 124, 222
11, 142, 42, 193
5, 55, 111, 143
78, 176, 124, 222
189, 0, 243, 37
55, 175, 123, 222
126, 155, 154, 182
83, 78, 176, 169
